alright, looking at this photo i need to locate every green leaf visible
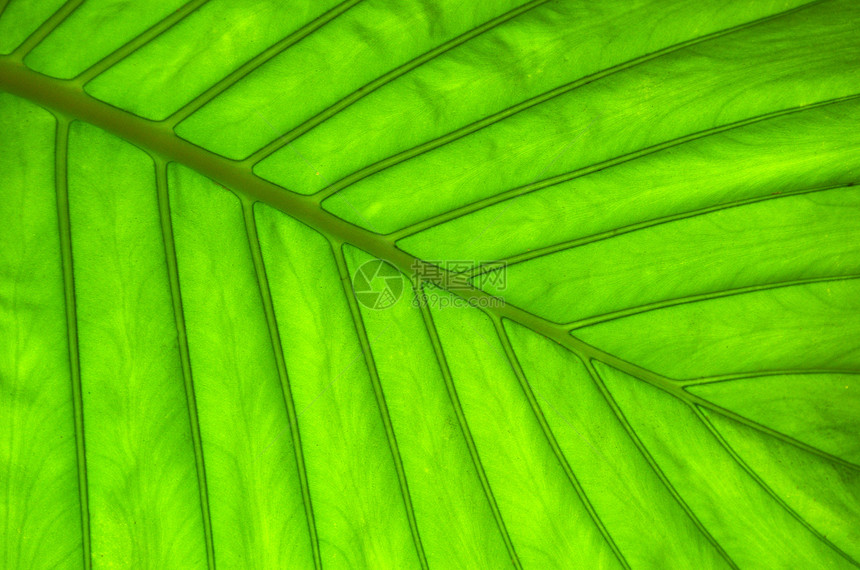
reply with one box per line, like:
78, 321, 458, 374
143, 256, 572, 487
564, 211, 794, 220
1, 0, 858, 568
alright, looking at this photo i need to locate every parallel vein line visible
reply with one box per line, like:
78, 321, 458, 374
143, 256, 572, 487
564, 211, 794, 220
494, 319, 630, 570
240, 198, 321, 570
567, 274, 860, 331
565, 338, 860, 474
314, 0, 826, 200
3, 0, 855, 565
464, 183, 857, 282
245, 0, 550, 166
76, 0, 209, 83
392, 92, 860, 239
584, 360, 739, 570
9, 0, 83, 59
332, 245, 428, 570
7, 58, 854, 480
544, 333, 860, 476
415, 288, 522, 569
680, 369, 860, 387
687, 395, 860, 472
154, 159, 216, 570
0, 54, 699, 416
165, 0, 364, 127
692, 406, 860, 567
54, 116, 92, 570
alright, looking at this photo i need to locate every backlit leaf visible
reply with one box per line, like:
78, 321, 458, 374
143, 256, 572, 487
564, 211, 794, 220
1, 1, 858, 568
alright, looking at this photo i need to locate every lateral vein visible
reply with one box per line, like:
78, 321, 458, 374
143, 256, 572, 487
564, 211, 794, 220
493, 319, 630, 570
415, 288, 522, 570
680, 369, 860, 388
54, 115, 92, 570
245, 0, 550, 166
331, 244, 429, 570
165, 0, 365, 128
9, 0, 83, 60
75, 0, 210, 84
154, 158, 217, 570
687, 395, 860, 473
567, 274, 860, 331
692, 405, 860, 567
316, 0, 828, 201
240, 198, 321, 570
584, 361, 740, 570
464, 183, 858, 284
392, 93, 860, 239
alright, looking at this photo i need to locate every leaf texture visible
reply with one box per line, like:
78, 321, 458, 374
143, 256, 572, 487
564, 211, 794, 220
0, 0, 858, 568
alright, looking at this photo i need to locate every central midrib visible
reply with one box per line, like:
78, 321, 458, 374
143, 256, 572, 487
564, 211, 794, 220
4, 54, 860, 549
0, 55, 687, 397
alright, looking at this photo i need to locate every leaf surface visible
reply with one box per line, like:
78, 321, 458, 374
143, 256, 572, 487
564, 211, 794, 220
1, 1, 858, 568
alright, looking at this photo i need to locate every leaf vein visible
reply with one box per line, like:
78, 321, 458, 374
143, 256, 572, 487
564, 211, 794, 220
392, 93, 860, 239
688, 396, 860, 472
693, 405, 860, 567
585, 360, 739, 570
166, 0, 365, 128
568, 274, 860, 331
680, 369, 860, 388
316, 0, 827, 200
332, 244, 429, 570
494, 319, 631, 570
467, 183, 857, 283
9, 0, 83, 60
54, 115, 92, 570
240, 198, 322, 570
76, 0, 210, 84
154, 158, 216, 569
246, 0, 550, 166
415, 288, 522, 569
